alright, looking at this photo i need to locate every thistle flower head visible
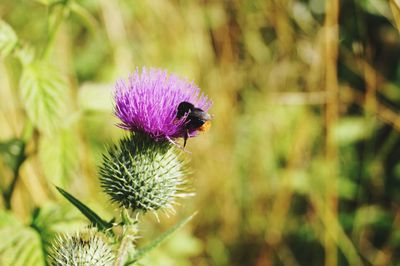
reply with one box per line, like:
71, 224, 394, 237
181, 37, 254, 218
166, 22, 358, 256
49, 229, 115, 266
99, 133, 189, 214
114, 67, 212, 141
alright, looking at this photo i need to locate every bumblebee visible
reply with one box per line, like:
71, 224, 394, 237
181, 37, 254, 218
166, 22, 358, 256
177, 101, 212, 147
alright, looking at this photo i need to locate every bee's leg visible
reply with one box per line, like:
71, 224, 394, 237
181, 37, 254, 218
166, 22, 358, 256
166, 136, 191, 153
183, 130, 189, 148
166, 136, 181, 147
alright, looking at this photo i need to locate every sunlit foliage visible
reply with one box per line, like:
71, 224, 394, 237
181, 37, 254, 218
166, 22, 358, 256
1, 0, 400, 265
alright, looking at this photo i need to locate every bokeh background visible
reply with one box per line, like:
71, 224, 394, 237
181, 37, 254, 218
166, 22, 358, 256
1, 0, 400, 265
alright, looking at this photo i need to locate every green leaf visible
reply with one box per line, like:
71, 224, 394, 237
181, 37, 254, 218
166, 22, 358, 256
30, 203, 87, 256
390, 0, 400, 32
78, 83, 113, 112
15, 45, 35, 66
55, 186, 113, 231
125, 213, 197, 265
0, 20, 18, 58
39, 124, 79, 186
360, 0, 391, 17
19, 61, 68, 135
338, 177, 357, 200
333, 117, 368, 145
0, 211, 45, 266
0, 139, 26, 209
0, 139, 26, 173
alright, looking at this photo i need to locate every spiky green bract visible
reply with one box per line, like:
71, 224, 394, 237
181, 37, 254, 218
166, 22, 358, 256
49, 229, 115, 266
99, 133, 188, 214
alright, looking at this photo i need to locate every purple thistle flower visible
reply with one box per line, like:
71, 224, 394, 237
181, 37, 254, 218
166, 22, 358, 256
114, 68, 212, 141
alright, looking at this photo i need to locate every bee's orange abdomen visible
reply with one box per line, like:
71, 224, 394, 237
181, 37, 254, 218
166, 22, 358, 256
198, 121, 211, 132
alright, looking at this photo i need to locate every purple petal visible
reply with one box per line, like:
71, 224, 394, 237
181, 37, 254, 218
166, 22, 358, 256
114, 67, 212, 140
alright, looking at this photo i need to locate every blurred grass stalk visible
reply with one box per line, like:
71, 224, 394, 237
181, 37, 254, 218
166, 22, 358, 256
323, 0, 339, 265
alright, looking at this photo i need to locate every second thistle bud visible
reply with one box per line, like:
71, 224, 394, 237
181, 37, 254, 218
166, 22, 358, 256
99, 133, 188, 213
49, 229, 115, 266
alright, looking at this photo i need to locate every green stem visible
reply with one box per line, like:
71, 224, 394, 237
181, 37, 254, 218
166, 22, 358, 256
3, 170, 19, 209
3, 141, 26, 209
41, 3, 68, 60
114, 209, 138, 266
2, 120, 31, 209
114, 233, 134, 266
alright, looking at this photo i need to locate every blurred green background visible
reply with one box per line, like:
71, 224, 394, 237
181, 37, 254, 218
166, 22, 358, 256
1, 0, 400, 265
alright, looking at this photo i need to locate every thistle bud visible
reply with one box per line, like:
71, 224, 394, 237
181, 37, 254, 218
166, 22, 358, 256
49, 229, 115, 266
99, 133, 188, 213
